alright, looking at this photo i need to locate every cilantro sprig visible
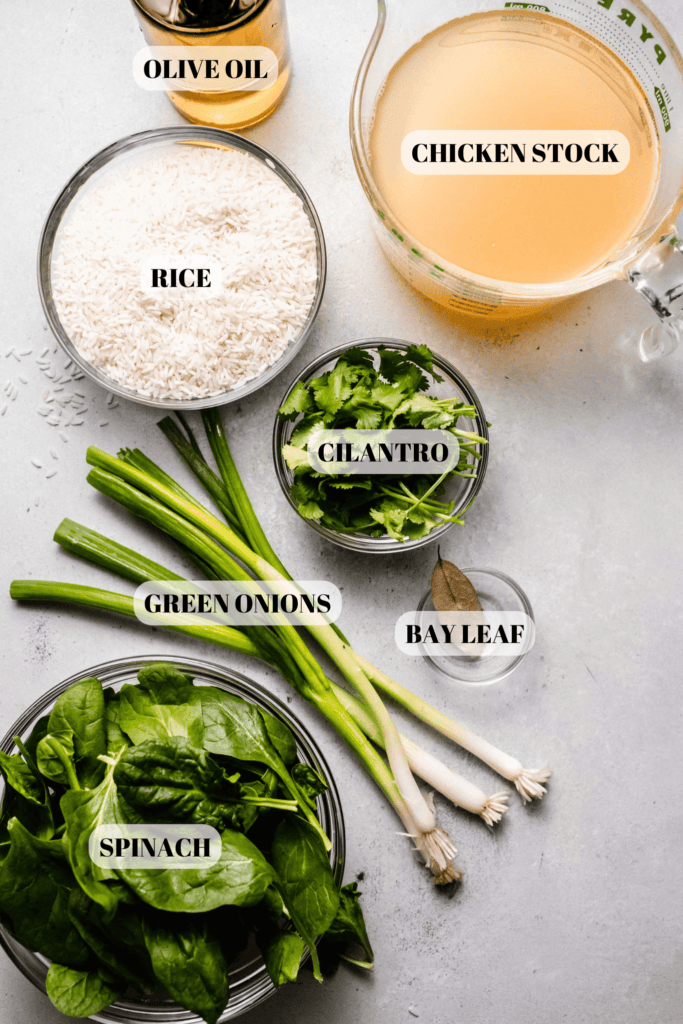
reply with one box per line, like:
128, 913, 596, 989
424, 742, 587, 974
278, 345, 488, 542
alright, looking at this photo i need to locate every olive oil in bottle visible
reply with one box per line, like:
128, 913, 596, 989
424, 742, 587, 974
131, 0, 291, 129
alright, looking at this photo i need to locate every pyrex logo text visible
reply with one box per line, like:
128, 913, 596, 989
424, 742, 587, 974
597, 0, 667, 64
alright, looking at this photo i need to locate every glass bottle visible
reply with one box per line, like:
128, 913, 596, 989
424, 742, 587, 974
131, 0, 291, 129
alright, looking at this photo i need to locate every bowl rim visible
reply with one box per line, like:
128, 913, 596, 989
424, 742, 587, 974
0, 653, 345, 1023
417, 566, 534, 685
272, 338, 490, 553
37, 126, 327, 411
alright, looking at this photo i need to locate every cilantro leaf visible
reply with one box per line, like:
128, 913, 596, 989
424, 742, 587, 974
297, 501, 325, 521
310, 364, 356, 418
279, 382, 314, 421
281, 445, 310, 471
405, 343, 445, 383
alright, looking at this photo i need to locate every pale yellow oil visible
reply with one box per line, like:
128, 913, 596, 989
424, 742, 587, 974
369, 11, 660, 284
133, 0, 291, 130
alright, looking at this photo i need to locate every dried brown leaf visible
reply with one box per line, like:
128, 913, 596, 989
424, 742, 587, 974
431, 550, 485, 657
431, 551, 483, 615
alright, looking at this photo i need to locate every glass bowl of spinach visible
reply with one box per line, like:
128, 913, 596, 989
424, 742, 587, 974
0, 655, 360, 1023
273, 340, 489, 552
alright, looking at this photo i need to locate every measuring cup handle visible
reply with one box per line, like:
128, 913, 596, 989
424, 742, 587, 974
628, 234, 683, 361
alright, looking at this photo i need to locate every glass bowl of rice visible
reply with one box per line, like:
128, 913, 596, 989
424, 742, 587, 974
38, 127, 326, 410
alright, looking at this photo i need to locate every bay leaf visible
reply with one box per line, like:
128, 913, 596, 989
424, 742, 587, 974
431, 550, 485, 657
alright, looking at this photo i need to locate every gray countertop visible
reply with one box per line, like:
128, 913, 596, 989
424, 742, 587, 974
2, 2, 683, 1023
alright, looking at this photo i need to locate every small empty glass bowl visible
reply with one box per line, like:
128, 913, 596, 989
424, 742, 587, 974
417, 568, 534, 685
38, 127, 326, 410
0, 654, 344, 1023
272, 339, 489, 553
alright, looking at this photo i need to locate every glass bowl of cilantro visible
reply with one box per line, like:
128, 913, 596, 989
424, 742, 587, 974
0, 655, 354, 1024
273, 340, 489, 552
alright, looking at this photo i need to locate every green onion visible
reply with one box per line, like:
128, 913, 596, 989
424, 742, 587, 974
10, 412, 550, 883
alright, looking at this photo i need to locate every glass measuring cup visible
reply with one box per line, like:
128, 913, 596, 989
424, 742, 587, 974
130, 0, 291, 129
350, 0, 683, 360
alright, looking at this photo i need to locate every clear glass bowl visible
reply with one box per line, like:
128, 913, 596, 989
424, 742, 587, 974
417, 568, 534, 685
272, 339, 489, 553
0, 654, 345, 1023
37, 127, 326, 410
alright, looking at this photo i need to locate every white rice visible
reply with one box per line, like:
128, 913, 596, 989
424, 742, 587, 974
52, 145, 319, 401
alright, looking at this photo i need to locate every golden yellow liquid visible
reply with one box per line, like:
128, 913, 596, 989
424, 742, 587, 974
132, 0, 291, 130
369, 11, 660, 285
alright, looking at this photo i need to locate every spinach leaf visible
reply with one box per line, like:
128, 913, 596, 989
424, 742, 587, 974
0, 749, 54, 844
119, 684, 203, 747
323, 881, 374, 965
0, 750, 46, 805
23, 714, 51, 761
198, 688, 283, 767
68, 889, 155, 992
258, 929, 304, 987
199, 688, 307, 793
198, 688, 329, 839
36, 731, 78, 788
291, 763, 328, 802
121, 829, 275, 913
0, 818, 90, 966
258, 709, 297, 766
237, 777, 271, 833
137, 662, 195, 705
46, 963, 122, 1018
270, 818, 340, 982
48, 677, 107, 788
143, 911, 229, 1024
114, 737, 247, 831
60, 748, 129, 916
103, 689, 126, 753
